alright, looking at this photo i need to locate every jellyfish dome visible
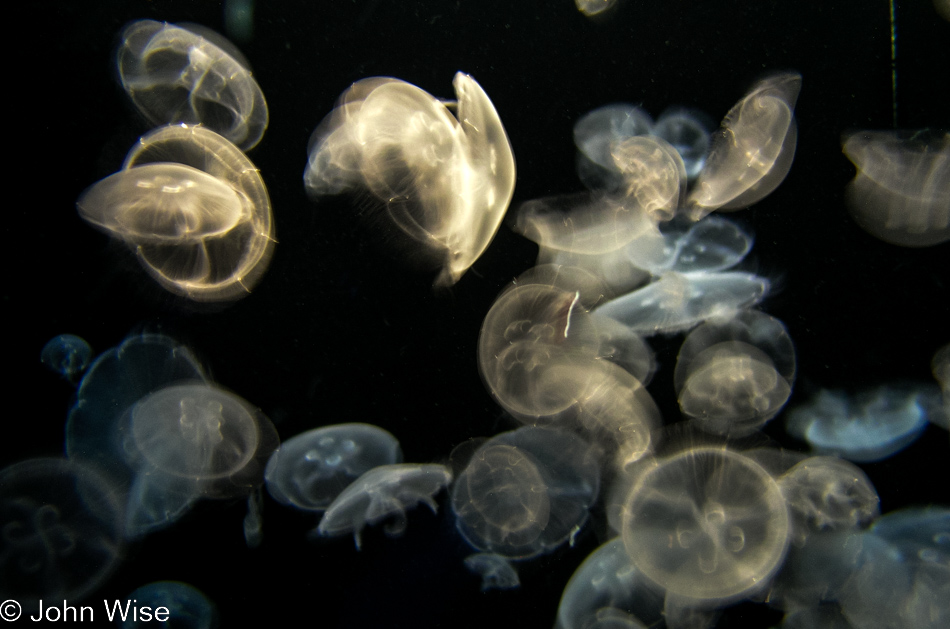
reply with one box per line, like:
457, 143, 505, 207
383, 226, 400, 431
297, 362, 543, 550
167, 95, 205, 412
40, 334, 92, 383
620, 447, 790, 604
265, 423, 403, 511
121, 581, 219, 629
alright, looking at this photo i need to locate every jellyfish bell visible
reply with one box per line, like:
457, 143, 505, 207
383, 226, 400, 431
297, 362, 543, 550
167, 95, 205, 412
117, 19, 268, 151
122, 581, 219, 629
304, 72, 515, 286
40, 334, 92, 383
610, 135, 687, 221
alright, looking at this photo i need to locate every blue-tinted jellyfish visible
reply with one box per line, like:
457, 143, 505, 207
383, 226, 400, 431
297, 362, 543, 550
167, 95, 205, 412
40, 334, 92, 383
315, 463, 452, 549
121, 581, 219, 629
620, 447, 790, 604
652, 108, 714, 181
265, 423, 402, 511
842, 130, 949, 247
452, 427, 601, 559
117, 19, 268, 151
0, 458, 124, 610
463, 553, 520, 591
785, 384, 936, 462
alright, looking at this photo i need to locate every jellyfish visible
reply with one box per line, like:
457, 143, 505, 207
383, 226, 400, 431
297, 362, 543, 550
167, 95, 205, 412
785, 384, 936, 462
315, 463, 452, 549
121, 581, 219, 629
610, 135, 687, 221
0, 458, 124, 610
930, 343, 950, 430
452, 427, 601, 559
463, 553, 520, 591
842, 130, 950, 247
651, 108, 715, 180
687, 72, 802, 217
620, 447, 791, 604
265, 423, 403, 511
76, 124, 275, 302
674, 310, 796, 437
304, 72, 516, 286
40, 334, 92, 383
574, 0, 619, 18
117, 19, 268, 150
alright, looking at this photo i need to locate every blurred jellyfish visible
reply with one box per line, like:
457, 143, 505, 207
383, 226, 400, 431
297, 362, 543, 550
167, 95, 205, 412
786, 384, 937, 462
931, 343, 950, 430
452, 427, 601, 559
315, 463, 452, 549
117, 19, 268, 150
304, 73, 516, 286
555, 538, 665, 629
842, 130, 950, 247
655, 215, 753, 274
0, 458, 124, 610
265, 423, 402, 511
463, 553, 520, 591
40, 334, 92, 383
620, 447, 790, 604
781, 604, 855, 629
687, 72, 801, 217
610, 135, 687, 221
575, 0, 619, 18
76, 124, 275, 302
674, 310, 796, 437
124, 382, 279, 537
652, 108, 715, 180
122, 581, 219, 629
767, 529, 865, 613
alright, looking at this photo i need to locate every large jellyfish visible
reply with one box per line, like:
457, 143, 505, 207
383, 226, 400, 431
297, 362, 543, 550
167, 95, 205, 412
77, 124, 275, 302
304, 73, 516, 286
117, 19, 268, 151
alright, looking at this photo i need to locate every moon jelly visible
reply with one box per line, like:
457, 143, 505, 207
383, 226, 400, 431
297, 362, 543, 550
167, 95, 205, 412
40, 334, 92, 383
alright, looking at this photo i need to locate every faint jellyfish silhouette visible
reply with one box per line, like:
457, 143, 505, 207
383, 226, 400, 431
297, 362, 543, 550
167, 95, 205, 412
117, 19, 268, 150
655, 215, 754, 275
121, 581, 219, 629
0, 458, 123, 610
555, 538, 665, 629
574, 105, 654, 192
781, 605, 854, 629
40, 334, 92, 383
265, 423, 402, 511
652, 108, 714, 181
842, 130, 949, 247
575, 0, 619, 19
304, 72, 516, 286
315, 463, 452, 549
674, 310, 796, 437
124, 382, 279, 537
785, 384, 936, 462
687, 72, 802, 217
620, 447, 790, 604
463, 553, 520, 591
931, 343, 950, 430
452, 427, 601, 559
76, 124, 275, 302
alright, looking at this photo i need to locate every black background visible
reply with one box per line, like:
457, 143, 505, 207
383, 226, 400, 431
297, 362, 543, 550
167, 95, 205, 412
7, 1, 949, 627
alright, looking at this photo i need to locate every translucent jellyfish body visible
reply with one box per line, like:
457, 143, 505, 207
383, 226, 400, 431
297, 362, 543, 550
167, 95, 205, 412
77, 124, 275, 302
117, 19, 268, 151
785, 384, 936, 462
121, 581, 219, 629
452, 427, 601, 559
40, 334, 92, 383
304, 73, 516, 286
463, 553, 520, 591
315, 463, 452, 548
620, 447, 790, 604
842, 130, 950, 247
265, 423, 402, 511
673, 310, 796, 436
687, 72, 802, 217
0, 458, 124, 609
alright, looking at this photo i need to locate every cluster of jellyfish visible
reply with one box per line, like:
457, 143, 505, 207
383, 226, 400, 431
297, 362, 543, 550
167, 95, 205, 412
4, 14, 949, 629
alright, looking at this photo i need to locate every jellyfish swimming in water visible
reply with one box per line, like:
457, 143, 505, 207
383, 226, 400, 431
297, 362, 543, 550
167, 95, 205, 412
121, 581, 219, 629
117, 19, 269, 151
303, 72, 516, 286
40, 334, 92, 383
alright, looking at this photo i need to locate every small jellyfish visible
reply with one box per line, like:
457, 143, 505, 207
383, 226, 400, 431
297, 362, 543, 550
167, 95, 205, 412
651, 108, 714, 181
77, 124, 275, 302
842, 130, 949, 247
777, 456, 879, 537
121, 581, 219, 629
40, 334, 92, 383
265, 423, 402, 511
610, 135, 687, 221
574, 105, 654, 192
463, 553, 520, 591
304, 73, 516, 286
0, 458, 124, 610
574, 0, 620, 19
315, 463, 452, 549
452, 427, 601, 559
620, 447, 790, 604
687, 72, 802, 217
117, 19, 268, 150
785, 384, 935, 462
